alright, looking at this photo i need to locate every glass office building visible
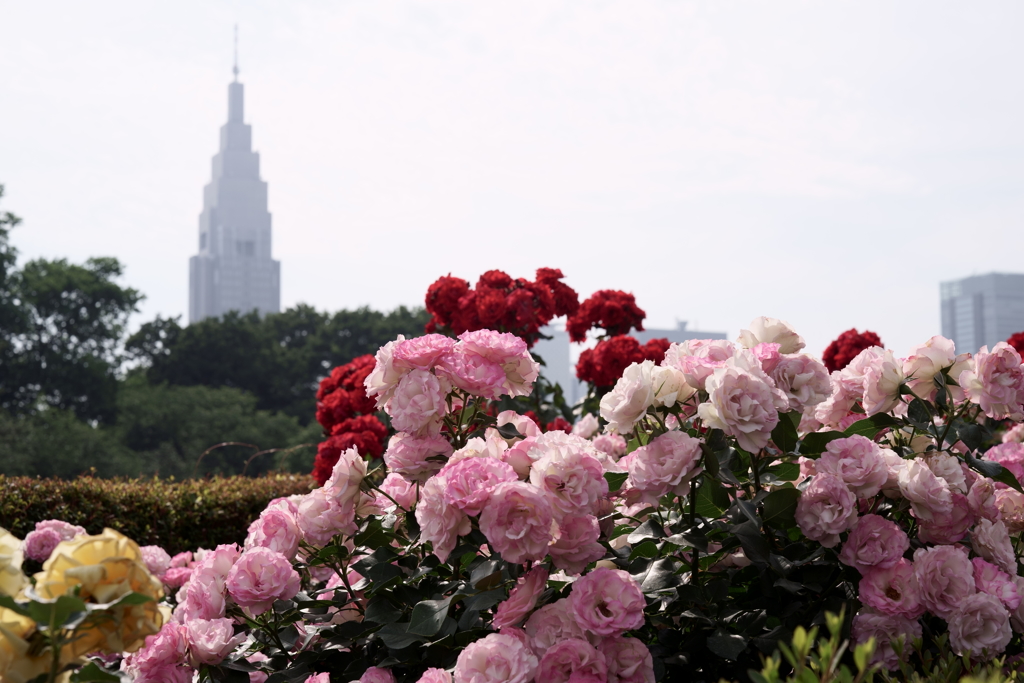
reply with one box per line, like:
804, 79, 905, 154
940, 273, 1024, 354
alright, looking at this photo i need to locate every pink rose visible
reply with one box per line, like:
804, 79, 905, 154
360, 667, 397, 683
817, 435, 888, 499
857, 348, 904, 416
602, 635, 655, 683
838, 514, 909, 573
996, 488, 1024, 532
926, 453, 967, 494
457, 330, 540, 398
325, 447, 368, 508
903, 336, 970, 402
593, 433, 628, 458
663, 339, 737, 391
324, 569, 365, 624
379, 472, 418, 512
548, 514, 606, 575
524, 598, 587, 656
600, 361, 656, 434
479, 481, 555, 564
23, 527, 64, 562
169, 551, 193, 568
393, 334, 456, 371
528, 432, 608, 519
814, 374, 862, 429
295, 488, 356, 546
1004, 423, 1024, 443
572, 413, 600, 439
858, 559, 924, 619
415, 476, 471, 562
454, 632, 539, 683
973, 557, 1021, 611
916, 493, 974, 545
967, 477, 1001, 522
851, 608, 921, 672
971, 518, 1017, 575
34, 519, 86, 540
304, 675, 329, 683
948, 592, 1012, 658
493, 566, 548, 630
913, 544, 975, 619
163, 567, 193, 589
364, 337, 404, 408
437, 347, 508, 399
697, 365, 781, 453
139, 545, 172, 578
417, 669, 453, 683
173, 544, 240, 622
984, 442, 1024, 488
794, 473, 856, 548
898, 458, 953, 522
768, 354, 831, 413
387, 369, 449, 436
536, 638, 608, 683
498, 410, 542, 439
961, 343, 1024, 420
440, 457, 518, 515
503, 436, 537, 479
626, 431, 702, 503
122, 621, 192, 683
737, 317, 805, 355
184, 617, 244, 665
245, 508, 301, 560
569, 568, 645, 637
384, 432, 453, 483
226, 547, 301, 615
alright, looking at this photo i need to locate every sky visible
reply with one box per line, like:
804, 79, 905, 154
1, 1, 1022, 357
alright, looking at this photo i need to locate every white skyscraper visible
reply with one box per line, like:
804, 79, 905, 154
189, 58, 280, 323
940, 273, 1024, 353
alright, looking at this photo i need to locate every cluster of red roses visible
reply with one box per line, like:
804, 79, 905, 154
822, 328, 884, 373
311, 355, 387, 485
565, 290, 646, 343
424, 268, 579, 347
1008, 331, 1024, 355
575, 335, 670, 388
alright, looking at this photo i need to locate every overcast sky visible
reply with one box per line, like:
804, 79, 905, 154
1, 1, 1022, 357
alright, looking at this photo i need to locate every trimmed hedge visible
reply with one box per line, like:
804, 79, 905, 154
0, 474, 314, 555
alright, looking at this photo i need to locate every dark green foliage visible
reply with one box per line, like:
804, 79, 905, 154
0, 474, 314, 555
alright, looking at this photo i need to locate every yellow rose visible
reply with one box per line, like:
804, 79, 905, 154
0, 606, 49, 683
34, 529, 165, 656
0, 527, 28, 598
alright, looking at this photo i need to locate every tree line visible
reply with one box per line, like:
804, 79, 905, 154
0, 185, 428, 478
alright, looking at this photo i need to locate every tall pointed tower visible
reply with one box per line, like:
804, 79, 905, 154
189, 45, 280, 323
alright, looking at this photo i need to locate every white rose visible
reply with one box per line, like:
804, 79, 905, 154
600, 361, 656, 434
697, 365, 780, 453
737, 316, 805, 354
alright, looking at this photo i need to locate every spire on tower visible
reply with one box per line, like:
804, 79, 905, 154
233, 24, 239, 81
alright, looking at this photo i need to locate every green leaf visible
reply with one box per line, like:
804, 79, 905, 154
907, 399, 932, 430
695, 477, 730, 518
771, 412, 800, 453
629, 540, 659, 560
495, 422, 523, 440
707, 631, 749, 661
627, 519, 666, 544
407, 597, 453, 637
732, 521, 770, 567
604, 472, 629, 493
700, 443, 720, 477
461, 589, 506, 612
70, 662, 120, 683
376, 622, 426, 649
28, 594, 87, 629
364, 597, 403, 625
966, 452, 1023, 493
762, 487, 801, 529
354, 518, 394, 549
798, 431, 844, 457
0, 595, 30, 617
843, 413, 898, 439
633, 557, 680, 592
767, 462, 800, 481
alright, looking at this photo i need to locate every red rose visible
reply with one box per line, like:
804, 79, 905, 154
822, 329, 883, 373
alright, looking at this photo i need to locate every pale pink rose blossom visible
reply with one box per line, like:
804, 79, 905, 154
416, 476, 471, 562
569, 568, 646, 637
169, 550, 193, 568
536, 638, 608, 683
794, 473, 856, 548
897, 458, 953, 522
769, 354, 831, 413
379, 472, 417, 512
23, 527, 64, 562
878, 448, 907, 495
916, 493, 974, 545
968, 477, 1001, 521
698, 365, 781, 453
858, 559, 924, 619
121, 621, 192, 683
663, 339, 737, 391
813, 374, 863, 429
437, 349, 508, 399
387, 369, 449, 436
453, 632, 539, 683
851, 608, 922, 672
838, 514, 909, 573
984, 442, 1024, 488
602, 636, 655, 683
524, 598, 587, 655
961, 343, 1024, 420
304, 675, 329, 683
749, 342, 783, 374
903, 336, 971, 402
1004, 423, 1024, 444
973, 557, 1021, 611
737, 317, 806, 354
499, 410, 542, 439
548, 514, 606, 575
417, 669, 453, 683
184, 617, 244, 666
972, 518, 1018, 575
457, 330, 540, 398
651, 365, 696, 407
627, 431, 703, 503
359, 667, 397, 683
325, 447, 368, 508
926, 453, 967, 494
600, 361, 656, 434
440, 457, 518, 516
383, 432, 453, 483
528, 432, 608, 519
996, 487, 1024, 533
173, 544, 240, 623
245, 508, 301, 560
34, 519, 87, 540
816, 435, 888, 499
140, 545, 172, 578
364, 336, 404, 408
448, 430, 509, 465
479, 482, 555, 564
324, 570, 365, 624
295, 488, 356, 546
503, 436, 537, 479
226, 547, 301, 615
163, 567, 193, 589
572, 413, 601, 439
492, 566, 549, 629
1011, 576, 1024, 633
393, 334, 456, 371
593, 433, 628, 458
913, 544, 976, 619
948, 592, 1012, 658
857, 347, 904, 416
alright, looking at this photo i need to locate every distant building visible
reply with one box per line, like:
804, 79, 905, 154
940, 273, 1024, 353
189, 60, 280, 323
532, 322, 728, 406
